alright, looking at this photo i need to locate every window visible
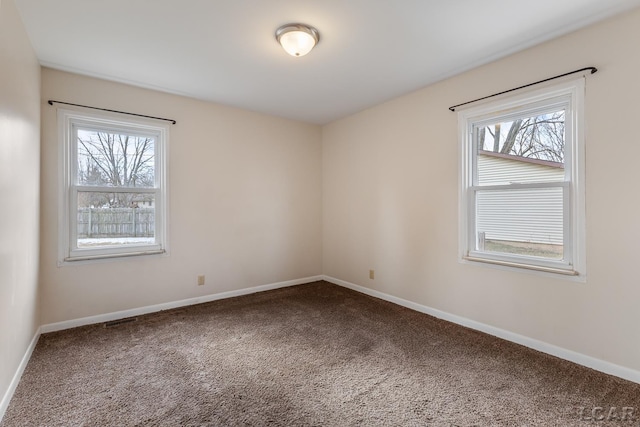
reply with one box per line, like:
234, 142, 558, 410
59, 109, 168, 263
458, 78, 585, 277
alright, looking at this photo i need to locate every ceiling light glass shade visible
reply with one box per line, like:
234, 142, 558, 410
275, 24, 319, 57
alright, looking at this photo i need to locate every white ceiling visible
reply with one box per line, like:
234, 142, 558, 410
14, 0, 640, 124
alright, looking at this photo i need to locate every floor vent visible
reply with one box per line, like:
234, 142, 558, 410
104, 317, 138, 328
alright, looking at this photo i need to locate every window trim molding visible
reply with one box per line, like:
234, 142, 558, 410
457, 77, 586, 281
57, 107, 170, 265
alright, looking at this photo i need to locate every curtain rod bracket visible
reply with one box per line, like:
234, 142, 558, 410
448, 66, 597, 112
47, 100, 177, 125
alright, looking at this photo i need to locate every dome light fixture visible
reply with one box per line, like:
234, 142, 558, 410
275, 23, 320, 57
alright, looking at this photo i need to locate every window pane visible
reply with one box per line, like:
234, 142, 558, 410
77, 192, 155, 248
476, 110, 565, 186
475, 187, 563, 260
76, 129, 155, 187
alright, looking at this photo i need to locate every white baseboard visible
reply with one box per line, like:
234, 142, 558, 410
0, 328, 41, 421
40, 275, 323, 333
322, 275, 640, 385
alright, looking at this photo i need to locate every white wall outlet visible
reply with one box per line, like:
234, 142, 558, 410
369, 270, 375, 280
197, 275, 205, 286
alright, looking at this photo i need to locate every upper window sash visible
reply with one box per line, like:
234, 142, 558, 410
71, 122, 160, 189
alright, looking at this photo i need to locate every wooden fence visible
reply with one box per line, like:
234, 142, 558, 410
77, 208, 154, 238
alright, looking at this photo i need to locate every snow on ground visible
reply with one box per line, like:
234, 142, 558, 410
78, 237, 155, 247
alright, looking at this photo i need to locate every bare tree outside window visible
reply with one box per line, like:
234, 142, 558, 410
477, 110, 565, 163
77, 130, 155, 208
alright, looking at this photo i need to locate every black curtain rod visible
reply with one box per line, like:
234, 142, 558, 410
448, 66, 598, 112
47, 100, 177, 125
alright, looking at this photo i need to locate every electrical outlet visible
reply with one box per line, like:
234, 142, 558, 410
197, 275, 205, 286
369, 270, 375, 280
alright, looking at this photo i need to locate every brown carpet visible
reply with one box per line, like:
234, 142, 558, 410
2, 281, 639, 426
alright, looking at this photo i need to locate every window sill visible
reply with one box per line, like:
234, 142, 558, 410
59, 249, 166, 266
461, 255, 585, 282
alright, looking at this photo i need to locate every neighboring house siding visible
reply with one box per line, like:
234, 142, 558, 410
476, 153, 564, 245
477, 152, 564, 185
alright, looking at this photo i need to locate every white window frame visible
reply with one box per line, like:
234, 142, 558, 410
458, 78, 586, 279
58, 108, 169, 264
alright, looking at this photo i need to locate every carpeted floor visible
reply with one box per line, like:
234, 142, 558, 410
2, 281, 639, 426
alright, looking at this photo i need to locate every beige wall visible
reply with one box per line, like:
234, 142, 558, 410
323, 9, 640, 372
40, 69, 322, 324
0, 0, 41, 409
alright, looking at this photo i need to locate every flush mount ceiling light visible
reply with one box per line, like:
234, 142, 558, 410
275, 23, 320, 57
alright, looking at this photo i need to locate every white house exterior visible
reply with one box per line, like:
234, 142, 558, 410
476, 150, 564, 245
